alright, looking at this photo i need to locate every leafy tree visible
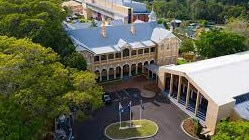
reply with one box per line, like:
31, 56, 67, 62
145, 0, 249, 24
0, 36, 103, 139
65, 52, 87, 71
195, 29, 248, 58
212, 120, 249, 140
179, 38, 195, 53
0, 0, 86, 70
90, 19, 98, 27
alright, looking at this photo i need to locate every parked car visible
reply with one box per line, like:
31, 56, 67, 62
102, 94, 112, 104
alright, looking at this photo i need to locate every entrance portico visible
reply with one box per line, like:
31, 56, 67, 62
164, 73, 208, 123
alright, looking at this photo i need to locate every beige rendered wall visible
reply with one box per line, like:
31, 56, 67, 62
205, 101, 235, 135
158, 68, 166, 90
85, 0, 129, 16
156, 38, 179, 66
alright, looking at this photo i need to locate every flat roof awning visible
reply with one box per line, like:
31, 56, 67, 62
144, 64, 159, 74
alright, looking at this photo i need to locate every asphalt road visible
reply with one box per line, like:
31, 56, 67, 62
75, 94, 193, 140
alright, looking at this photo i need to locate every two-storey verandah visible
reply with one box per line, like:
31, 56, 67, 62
92, 40, 157, 82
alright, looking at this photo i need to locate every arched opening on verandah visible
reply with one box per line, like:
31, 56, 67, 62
116, 66, 121, 79
109, 68, 114, 80
101, 69, 107, 81
131, 64, 136, 76
137, 62, 142, 74
123, 64, 129, 76
94, 70, 100, 82
150, 60, 155, 64
144, 61, 149, 75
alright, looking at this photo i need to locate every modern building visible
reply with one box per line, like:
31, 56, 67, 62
157, 51, 249, 135
66, 11, 181, 82
81, 0, 150, 23
62, 0, 83, 15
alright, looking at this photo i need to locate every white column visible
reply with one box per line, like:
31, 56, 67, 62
149, 47, 151, 56
121, 51, 123, 60
107, 70, 109, 80
195, 91, 200, 116
129, 65, 132, 76
142, 64, 144, 73
177, 76, 182, 102
114, 69, 116, 79
135, 65, 138, 75
185, 82, 190, 108
121, 68, 123, 78
129, 49, 131, 58
169, 74, 173, 95
99, 72, 102, 82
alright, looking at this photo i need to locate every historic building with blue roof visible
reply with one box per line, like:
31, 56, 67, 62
67, 10, 181, 82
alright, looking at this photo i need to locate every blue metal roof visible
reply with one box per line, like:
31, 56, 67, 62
67, 22, 175, 54
234, 101, 249, 120
234, 92, 249, 120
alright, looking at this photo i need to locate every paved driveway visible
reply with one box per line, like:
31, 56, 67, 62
75, 94, 193, 140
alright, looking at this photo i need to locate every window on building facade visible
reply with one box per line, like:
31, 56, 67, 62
108, 54, 114, 60
94, 56, 99, 62
131, 50, 137, 56
167, 44, 170, 50
151, 47, 155, 52
115, 53, 121, 58
138, 49, 143, 54
144, 48, 149, 53
101, 55, 107, 61
123, 48, 130, 57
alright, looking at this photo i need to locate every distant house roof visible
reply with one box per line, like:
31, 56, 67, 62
171, 20, 182, 23
67, 22, 176, 54
161, 51, 249, 106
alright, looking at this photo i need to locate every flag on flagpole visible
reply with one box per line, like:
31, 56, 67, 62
129, 101, 132, 127
119, 102, 123, 113
119, 102, 123, 128
141, 100, 145, 110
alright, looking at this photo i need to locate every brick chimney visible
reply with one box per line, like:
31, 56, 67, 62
131, 23, 135, 34
130, 10, 135, 34
101, 17, 107, 37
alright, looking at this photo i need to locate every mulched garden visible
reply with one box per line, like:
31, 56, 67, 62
182, 118, 199, 138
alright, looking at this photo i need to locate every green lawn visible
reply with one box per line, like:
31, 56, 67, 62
105, 119, 158, 139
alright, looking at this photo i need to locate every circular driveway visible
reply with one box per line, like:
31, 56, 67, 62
75, 95, 193, 140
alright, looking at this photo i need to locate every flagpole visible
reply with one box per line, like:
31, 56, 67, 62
119, 102, 121, 128
140, 100, 142, 126
130, 101, 132, 128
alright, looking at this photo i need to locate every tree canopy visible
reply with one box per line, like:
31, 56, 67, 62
212, 120, 249, 140
0, 36, 103, 139
195, 29, 248, 58
0, 0, 87, 70
179, 38, 195, 53
145, 0, 249, 23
